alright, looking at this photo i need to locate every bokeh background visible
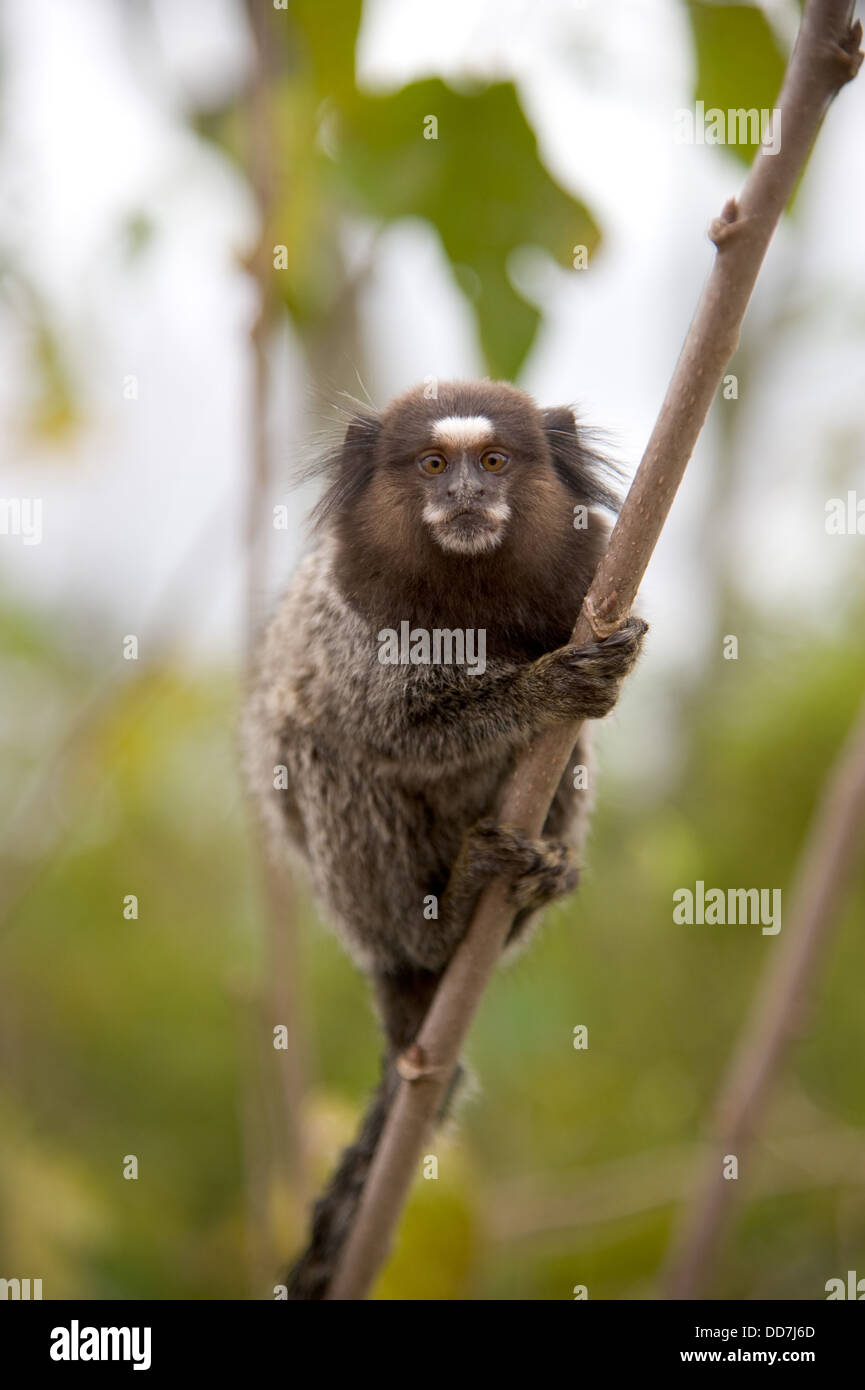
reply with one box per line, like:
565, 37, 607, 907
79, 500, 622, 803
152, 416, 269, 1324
1, 0, 864, 1300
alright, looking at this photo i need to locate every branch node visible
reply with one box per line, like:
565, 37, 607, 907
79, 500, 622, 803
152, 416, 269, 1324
836, 20, 864, 81
396, 1043, 439, 1082
708, 198, 742, 250
584, 592, 623, 641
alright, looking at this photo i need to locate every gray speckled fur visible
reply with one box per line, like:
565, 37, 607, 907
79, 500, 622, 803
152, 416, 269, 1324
243, 535, 605, 978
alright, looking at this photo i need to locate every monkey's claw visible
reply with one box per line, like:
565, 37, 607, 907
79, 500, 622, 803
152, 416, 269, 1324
544, 615, 647, 719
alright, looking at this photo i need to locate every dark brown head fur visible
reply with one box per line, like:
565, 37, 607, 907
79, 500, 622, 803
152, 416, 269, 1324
311, 380, 620, 661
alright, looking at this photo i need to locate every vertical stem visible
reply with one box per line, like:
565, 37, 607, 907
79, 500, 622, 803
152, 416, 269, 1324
241, 0, 310, 1237
664, 691, 865, 1298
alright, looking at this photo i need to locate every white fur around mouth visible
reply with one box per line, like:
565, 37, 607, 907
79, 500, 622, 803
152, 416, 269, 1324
423, 499, 510, 554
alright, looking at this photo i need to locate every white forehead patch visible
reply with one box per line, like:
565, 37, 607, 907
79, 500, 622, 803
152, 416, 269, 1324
431, 415, 494, 451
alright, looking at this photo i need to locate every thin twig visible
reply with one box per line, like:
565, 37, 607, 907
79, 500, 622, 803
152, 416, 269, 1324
242, 0, 310, 1211
243, 0, 279, 657
328, 0, 863, 1300
663, 689, 865, 1298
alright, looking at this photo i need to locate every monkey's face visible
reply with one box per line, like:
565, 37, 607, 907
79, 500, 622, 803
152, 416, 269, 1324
322, 382, 619, 577
414, 416, 515, 556
369, 384, 560, 561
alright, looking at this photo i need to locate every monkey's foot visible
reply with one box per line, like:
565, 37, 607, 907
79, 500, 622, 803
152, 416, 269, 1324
466, 820, 579, 911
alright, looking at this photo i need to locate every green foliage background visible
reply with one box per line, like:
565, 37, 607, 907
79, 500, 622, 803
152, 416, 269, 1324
3, 603, 864, 1299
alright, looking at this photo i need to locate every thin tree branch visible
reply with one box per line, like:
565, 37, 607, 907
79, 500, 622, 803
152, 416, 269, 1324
663, 688, 865, 1299
328, 0, 863, 1300
243, 0, 279, 657
242, 0, 310, 1213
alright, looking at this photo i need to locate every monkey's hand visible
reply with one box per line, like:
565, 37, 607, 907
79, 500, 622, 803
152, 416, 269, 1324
526, 616, 647, 722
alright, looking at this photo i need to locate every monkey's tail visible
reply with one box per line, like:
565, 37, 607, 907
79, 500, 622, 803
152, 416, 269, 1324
286, 965, 452, 1299
285, 1058, 399, 1300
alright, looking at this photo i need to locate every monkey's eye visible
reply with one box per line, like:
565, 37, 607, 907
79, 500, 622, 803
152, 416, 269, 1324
418, 454, 448, 476
480, 451, 508, 472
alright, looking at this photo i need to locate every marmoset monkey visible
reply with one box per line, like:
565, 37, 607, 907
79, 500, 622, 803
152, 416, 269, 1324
243, 379, 646, 1299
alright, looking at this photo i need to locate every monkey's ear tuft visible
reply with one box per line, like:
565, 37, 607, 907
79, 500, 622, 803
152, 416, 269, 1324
304, 412, 382, 529
342, 413, 380, 455
542, 406, 623, 513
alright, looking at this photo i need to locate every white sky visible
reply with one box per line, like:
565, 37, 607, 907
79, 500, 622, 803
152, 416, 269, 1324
0, 0, 863, 769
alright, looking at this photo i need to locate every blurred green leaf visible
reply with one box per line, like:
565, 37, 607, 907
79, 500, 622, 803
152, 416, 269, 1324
686, 2, 786, 167
332, 78, 598, 377
199, 1, 600, 377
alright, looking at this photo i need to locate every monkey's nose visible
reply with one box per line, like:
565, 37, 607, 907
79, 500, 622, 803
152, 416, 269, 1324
447, 457, 484, 501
